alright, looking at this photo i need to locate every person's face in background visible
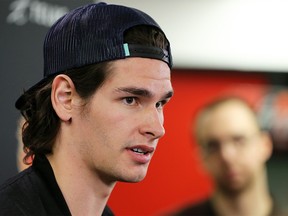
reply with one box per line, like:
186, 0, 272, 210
197, 100, 272, 195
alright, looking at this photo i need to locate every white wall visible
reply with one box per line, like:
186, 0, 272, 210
108, 0, 288, 72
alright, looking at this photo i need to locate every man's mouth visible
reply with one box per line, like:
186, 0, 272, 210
129, 145, 155, 155
131, 148, 149, 155
127, 145, 155, 162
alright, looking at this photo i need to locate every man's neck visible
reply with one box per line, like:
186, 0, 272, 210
212, 172, 273, 216
47, 146, 116, 216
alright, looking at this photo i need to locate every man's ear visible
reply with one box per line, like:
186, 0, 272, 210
260, 131, 273, 162
51, 74, 75, 122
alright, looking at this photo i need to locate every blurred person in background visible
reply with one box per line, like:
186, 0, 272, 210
0, 2, 173, 215
172, 96, 284, 216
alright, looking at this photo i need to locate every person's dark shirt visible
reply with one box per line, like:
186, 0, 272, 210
172, 200, 216, 216
171, 198, 284, 216
0, 154, 114, 216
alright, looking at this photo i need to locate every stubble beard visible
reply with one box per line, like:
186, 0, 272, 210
217, 175, 253, 198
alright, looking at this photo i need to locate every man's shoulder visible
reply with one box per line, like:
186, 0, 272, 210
0, 167, 36, 195
0, 167, 44, 215
0, 168, 32, 193
171, 199, 216, 216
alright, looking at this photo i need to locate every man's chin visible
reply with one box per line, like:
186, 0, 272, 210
219, 180, 247, 196
120, 172, 147, 183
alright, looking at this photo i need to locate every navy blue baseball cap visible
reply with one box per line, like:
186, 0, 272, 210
16, 2, 172, 109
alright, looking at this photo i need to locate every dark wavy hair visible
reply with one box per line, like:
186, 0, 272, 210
18, 25, 169, 164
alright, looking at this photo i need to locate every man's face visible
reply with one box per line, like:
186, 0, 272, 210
72, 58, 173, 184
198, 101, 270, 194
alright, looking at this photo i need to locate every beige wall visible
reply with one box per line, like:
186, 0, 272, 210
108, 0, 288, 72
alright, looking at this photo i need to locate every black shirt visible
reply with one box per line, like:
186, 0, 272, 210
171, 200, 216, 216
0, 154, 114, 216
171, 199, 284, 216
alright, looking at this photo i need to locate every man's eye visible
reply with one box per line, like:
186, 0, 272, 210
205, 140, 220, 153
123, 97, 136, 105
156, 100, 167, 109
233, 136, 247, 147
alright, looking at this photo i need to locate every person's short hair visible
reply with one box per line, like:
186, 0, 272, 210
15, 3, 172, 164
194, 96, 261, 146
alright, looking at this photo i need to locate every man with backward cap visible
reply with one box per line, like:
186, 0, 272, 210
0, 2, 173, 215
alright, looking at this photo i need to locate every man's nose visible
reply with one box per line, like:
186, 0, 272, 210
219, 142, 238, 162
139, 107, 165, 140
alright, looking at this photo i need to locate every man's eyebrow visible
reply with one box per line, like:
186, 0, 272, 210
116, 87, 173, 99
162, 90, 174, 100
116, 87, 152, 97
